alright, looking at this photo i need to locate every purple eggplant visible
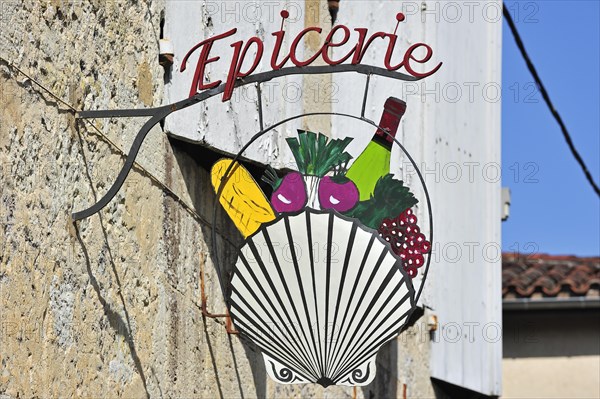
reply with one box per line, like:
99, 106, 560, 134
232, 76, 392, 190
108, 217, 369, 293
318, 176, 359, 212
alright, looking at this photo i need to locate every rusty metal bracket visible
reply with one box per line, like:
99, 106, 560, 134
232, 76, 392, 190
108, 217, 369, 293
199, 253, 238, 334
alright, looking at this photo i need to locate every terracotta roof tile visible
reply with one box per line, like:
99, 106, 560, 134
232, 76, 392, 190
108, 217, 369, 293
502, 253, 600, 298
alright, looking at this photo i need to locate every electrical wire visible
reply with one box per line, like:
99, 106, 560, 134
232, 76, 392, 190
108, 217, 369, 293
503, 3, 600, 197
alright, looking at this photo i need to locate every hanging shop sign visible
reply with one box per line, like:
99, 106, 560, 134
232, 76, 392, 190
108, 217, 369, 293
74, 11, 440, 388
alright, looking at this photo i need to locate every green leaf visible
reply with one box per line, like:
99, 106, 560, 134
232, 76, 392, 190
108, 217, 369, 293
343, 174, 418, 229
261, 165, 283, 190
314, 133, 328, 173
286, 136, 305, 173
300, 131, 314, 174
286, 130, 354, 177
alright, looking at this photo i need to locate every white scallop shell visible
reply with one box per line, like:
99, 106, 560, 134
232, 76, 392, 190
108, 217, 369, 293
228, 209, 415, 387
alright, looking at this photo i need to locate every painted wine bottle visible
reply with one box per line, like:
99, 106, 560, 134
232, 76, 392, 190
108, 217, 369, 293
346, 97, 407, 201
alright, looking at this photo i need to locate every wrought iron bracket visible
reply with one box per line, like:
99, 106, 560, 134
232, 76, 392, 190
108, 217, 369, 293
73, 64, 419, 221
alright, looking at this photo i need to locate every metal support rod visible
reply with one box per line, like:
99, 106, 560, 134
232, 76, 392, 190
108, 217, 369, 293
361, 74, 371, 118
199, 253, 239, 334
78, 64, 418, 120
256, 83, 264, 131
225, 310, 238, 334
71, 111, 169, 221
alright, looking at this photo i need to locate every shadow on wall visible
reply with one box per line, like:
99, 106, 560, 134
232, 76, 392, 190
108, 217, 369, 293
73, 123, 150, 399
361, 339, 398, 399
360, 295, 427, 398
170, 137, 267, 398
432, 378, 497, 399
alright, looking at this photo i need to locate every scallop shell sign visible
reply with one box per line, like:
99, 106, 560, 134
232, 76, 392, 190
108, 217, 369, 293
212, 100, 433, 386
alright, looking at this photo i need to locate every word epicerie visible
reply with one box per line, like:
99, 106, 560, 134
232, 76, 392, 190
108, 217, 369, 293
181, 11, 443, 101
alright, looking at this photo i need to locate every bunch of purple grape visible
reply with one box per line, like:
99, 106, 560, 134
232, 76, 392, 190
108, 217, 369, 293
379, 208, 431, 278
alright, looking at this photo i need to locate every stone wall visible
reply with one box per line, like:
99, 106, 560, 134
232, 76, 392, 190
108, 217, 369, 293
0, 1, 434, 397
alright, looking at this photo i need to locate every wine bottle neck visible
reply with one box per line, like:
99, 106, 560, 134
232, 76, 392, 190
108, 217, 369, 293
374, 98, 406, 144
371, 131, 393, 149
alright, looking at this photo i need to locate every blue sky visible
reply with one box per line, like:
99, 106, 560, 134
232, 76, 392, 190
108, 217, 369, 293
501, 0, 600, 256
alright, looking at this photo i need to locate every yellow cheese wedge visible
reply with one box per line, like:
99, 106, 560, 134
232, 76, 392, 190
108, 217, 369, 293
211, 158, 276, 238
